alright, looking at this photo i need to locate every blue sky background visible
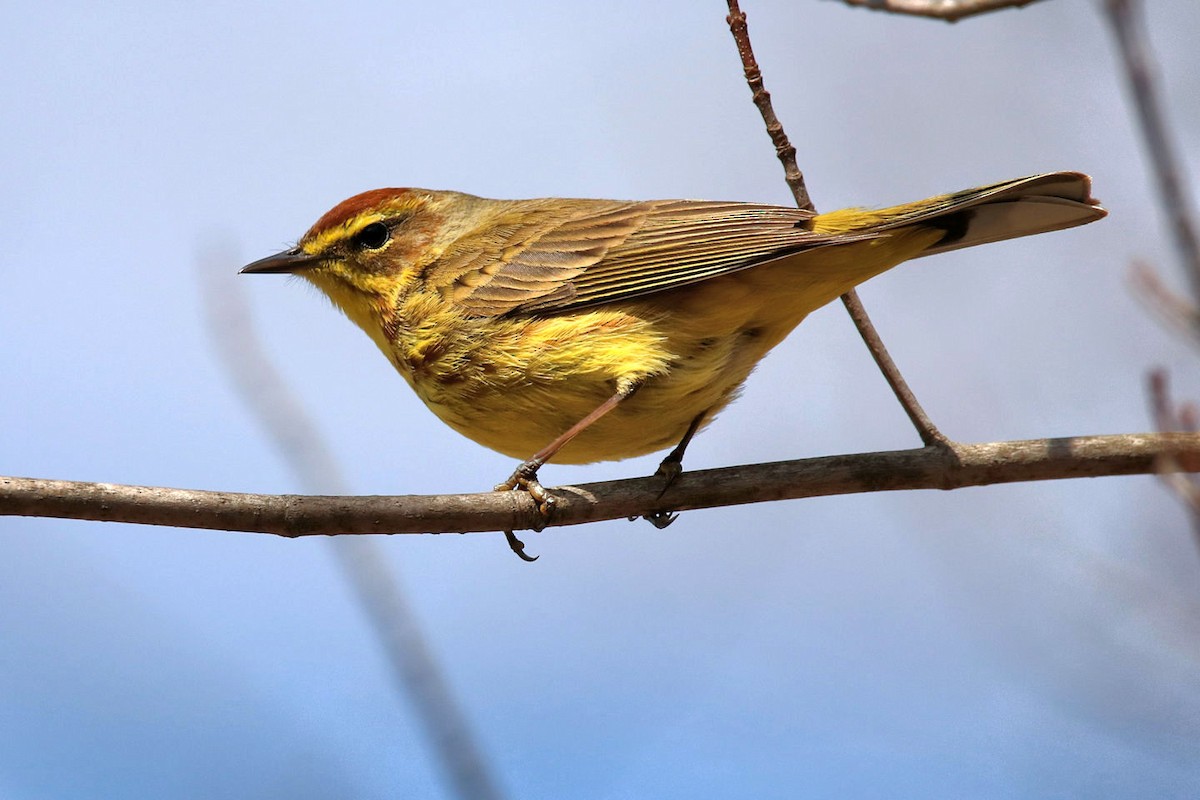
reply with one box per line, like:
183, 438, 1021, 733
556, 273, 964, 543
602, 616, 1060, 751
2, 1, 1200, 797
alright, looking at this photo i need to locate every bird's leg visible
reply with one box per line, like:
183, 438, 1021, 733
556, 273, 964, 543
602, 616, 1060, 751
497, 384, 639, 558
496, 388, 631, 500
654, 411, 707, 494
643, 410, 708, 530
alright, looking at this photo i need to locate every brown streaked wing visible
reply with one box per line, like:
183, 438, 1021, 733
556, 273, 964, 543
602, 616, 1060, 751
432, 198, 875, 318
426, 200, 651, 318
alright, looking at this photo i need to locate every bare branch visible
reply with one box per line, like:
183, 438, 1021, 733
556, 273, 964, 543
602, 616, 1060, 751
725, 0, 948, 447
837, 0, 1048, 22
4, 433, 1197, 537
1104, 0, 1200, 308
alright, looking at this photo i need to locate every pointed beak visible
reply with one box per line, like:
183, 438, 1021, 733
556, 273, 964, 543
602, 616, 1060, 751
240, 247, 324, 275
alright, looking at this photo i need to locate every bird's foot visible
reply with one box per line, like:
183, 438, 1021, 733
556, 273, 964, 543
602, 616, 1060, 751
495, 459, 555, 520
639, 454, 684, 528
496, 459, 554, 562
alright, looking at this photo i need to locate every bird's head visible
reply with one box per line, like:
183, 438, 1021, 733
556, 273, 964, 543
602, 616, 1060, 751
241, 187, 480, 341
242, 188, 454, 289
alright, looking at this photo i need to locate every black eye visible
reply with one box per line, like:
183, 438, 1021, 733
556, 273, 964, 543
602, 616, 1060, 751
353, 222, 390, 250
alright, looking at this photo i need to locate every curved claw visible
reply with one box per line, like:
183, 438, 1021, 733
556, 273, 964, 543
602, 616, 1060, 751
504, 529, 539, 562
642, 510, 679, 529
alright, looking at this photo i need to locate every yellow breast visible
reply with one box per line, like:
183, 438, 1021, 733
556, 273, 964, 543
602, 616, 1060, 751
379, 228, 935, 463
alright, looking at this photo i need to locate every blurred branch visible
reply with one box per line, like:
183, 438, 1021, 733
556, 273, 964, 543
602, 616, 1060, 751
1149, 371, 1200, 549
837, 0, 1047, 21
199, 252, 505, 800
1104, 0, 1200, 541
725, 0, 949, 447
1104, 0, 1200, 308
1131, 260, 1200, 346
5, 432, 1199, 535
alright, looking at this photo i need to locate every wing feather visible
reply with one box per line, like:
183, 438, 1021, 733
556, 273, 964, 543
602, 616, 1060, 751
426, 198, 872, 318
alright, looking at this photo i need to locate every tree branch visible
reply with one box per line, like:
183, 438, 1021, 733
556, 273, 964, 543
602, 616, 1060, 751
5, 433, 1196, 537
837, 0, 1048, 21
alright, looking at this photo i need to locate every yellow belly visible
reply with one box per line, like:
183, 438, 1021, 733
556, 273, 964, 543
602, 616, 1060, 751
392, 228, 940, 464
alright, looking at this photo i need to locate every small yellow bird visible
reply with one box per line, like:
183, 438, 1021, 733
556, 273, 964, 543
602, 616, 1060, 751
243, 173, 1104, 525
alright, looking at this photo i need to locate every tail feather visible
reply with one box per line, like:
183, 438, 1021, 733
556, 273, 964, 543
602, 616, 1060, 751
816, 172, 1107, 258
889, 172, 1107, 258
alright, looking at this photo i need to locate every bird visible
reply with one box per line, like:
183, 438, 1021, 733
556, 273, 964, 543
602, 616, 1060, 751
242, 172, 1105, 555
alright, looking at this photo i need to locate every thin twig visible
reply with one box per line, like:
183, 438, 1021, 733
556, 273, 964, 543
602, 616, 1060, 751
837, 0, 1047, 21
724, 0, 949, 447
724, 2, 811, 212
838, 292, 951, 447
199, 254, 505, 800
5, 433, 1197, 536
1104, 0, 1200, 309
